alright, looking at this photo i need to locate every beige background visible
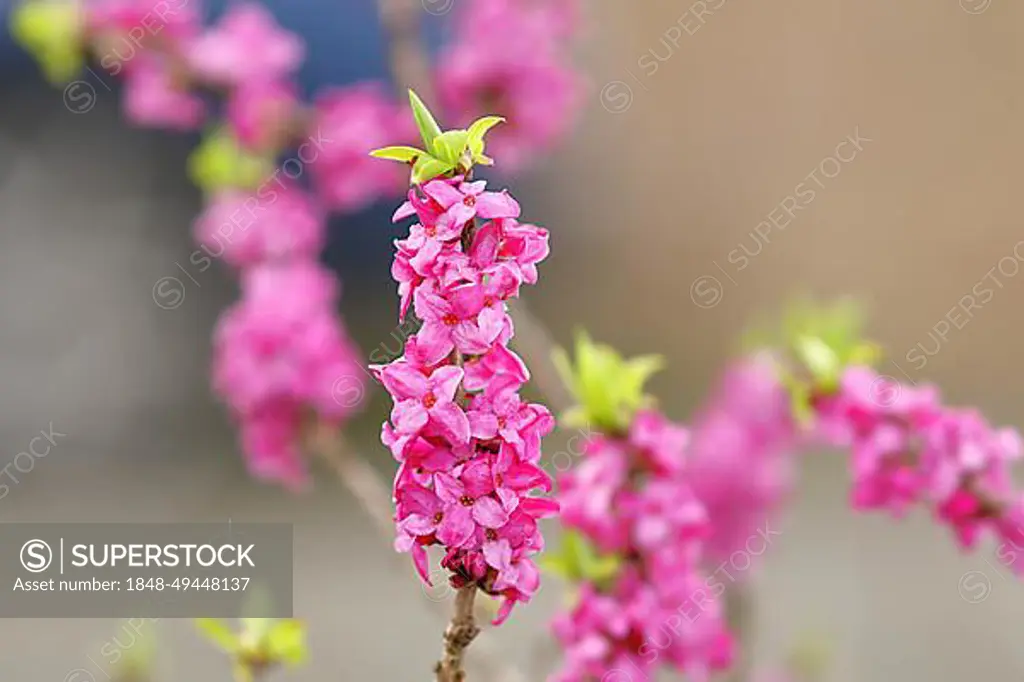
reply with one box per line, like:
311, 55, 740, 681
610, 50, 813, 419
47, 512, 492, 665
2, 0, 1024, 679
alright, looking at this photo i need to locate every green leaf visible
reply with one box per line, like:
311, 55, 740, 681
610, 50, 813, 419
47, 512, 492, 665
265, 620, 307, 667
433, 130, 470, 166
369, 145, 425, 163
187, 129, 273, 193
11, 0, 84, 84
588, 556, 623, 585
411, 155, 455, 185
408, 90, 444, 156
550, 530, 623, 587
794, 335, 839, 387
195, 618, 239, 653
466, 116, 505, 161
554, 332, 664, 432
538, 553, 578, 581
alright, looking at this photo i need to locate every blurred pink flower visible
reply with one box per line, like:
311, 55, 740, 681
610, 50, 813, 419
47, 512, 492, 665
193, 184, 324, 267
226, 80, 300, 150
308, 83, 413, 213
187, 2, 304, 85
121, 56, 204, 130
687, 355, 797, 563
437, 0, 582, 172
213, 261, 364, 488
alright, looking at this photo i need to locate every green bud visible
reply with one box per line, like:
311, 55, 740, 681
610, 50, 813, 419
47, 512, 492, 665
553, 331, 663, 433
11, 0, 84, 84
187, 129, 273, 193
541, 529, 623, 588
370, 91, 505, 185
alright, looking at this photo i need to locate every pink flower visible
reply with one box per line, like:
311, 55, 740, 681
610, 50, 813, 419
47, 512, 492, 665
687, 357, 797, 561
121, 56, 204, 130
397, 483, 467, 547
308, 83, 413, 212
212, 261, 364, 487
87, 0, 200, 43
193, 184, 324, 267
463, 344, 529, 394
409, 179, 521, 233
226, 80, 299, 150
377, 362, 470, 444
471, 218, 550, 286
413, 285, 508, 364
436, 5, 581, 172
434, 470, 519, 542
238, 402, 307, 491
815, 366, 1024, 565
379, 164, 553, 625
187, 3, 304, 85
468, 383, 553, 459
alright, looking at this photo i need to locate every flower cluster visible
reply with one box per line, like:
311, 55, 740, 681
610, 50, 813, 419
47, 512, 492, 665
545, 337, 734, 682
687, 355, 798, 562
552, 409, 734, 682
813, 366, 1024, 565
437, 0, 583, 173
376, 167, 557, 624
213, 261, 364, 490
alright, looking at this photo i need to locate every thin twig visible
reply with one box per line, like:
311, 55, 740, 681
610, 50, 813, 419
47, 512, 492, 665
435, 586, 481, 682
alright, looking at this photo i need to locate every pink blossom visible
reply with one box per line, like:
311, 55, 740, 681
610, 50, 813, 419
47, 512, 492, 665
193, 185, 324, 267
308, 83, 413, 212
436, 3, 581, 173
412, 179, 521, 232
187, 2, 304, 85
238, 402, 307, 491
121, 56, 204, 130
686, 356, 797, 562
377, 362, 470, 444
212, 261, 364, 487
86, 0, 200, 42
554, 393, 732, 681
463, 344, 529, 394
413, 285, 508, 365
815, 366, 1024, 569
226, 80, 299, 150
380, 174, 554, 624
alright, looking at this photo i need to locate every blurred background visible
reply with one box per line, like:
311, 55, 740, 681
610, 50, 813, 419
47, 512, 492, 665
1, 0, 1024, 680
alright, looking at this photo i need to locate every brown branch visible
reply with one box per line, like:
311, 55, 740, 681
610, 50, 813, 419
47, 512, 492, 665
435, 586, 481, 682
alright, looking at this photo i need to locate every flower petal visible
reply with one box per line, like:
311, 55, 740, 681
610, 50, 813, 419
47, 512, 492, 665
473, 495, 511, 528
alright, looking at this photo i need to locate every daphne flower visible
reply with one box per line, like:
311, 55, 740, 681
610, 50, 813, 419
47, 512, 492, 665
413, 285, 507, 364
378, 362, 470, 443
187, 2, 304, 85
122, 56, 204, 130
193, 184, 324, 267
226, 80, 299, 151
213, 262, 364, 488
436, 17, 581, 173
308, 83, 412, 212
432, 471, 519, 547
375, 94, 555, 633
